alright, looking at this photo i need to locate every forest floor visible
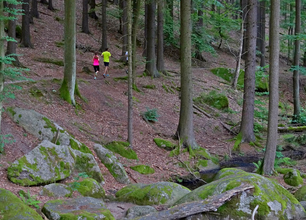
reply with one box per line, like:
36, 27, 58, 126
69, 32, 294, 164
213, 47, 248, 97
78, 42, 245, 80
1, 0, 306, 219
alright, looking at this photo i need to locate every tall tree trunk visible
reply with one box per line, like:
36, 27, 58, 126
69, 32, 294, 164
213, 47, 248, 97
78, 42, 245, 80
156, 0, 165, 73
165, 0, 173, 43
132, 0, 141, 85
89, 0, 98, 20
287, 3, 293, 64
145, 0, 159, 77
6, 3, 21, 66
60, 0, 77, 106
31, 0, 39, 19
232, 21, 244, 90
256, 0, 265, 67
21, 0, 33, 48
48, 0, 54, 11
127, 0, 133, 147
0, 0, 5, 134
293, 0, 301, 121
194, 3, 205, 61
121, 0, 128, 58
176, 0, 198, 150
82, 0, 90, 34
263, 0, 280, 175
240, 0, 257, 143
240, 0, 247, 58
41, 0, 48, 4
100, 0, 108, 51
142, 3, 148, 57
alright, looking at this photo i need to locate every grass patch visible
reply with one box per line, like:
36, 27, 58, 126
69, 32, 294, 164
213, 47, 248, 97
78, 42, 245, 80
104, 141, 138, 160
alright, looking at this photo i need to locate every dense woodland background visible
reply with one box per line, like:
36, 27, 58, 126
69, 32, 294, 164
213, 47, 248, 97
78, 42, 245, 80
0, 0, 306, 218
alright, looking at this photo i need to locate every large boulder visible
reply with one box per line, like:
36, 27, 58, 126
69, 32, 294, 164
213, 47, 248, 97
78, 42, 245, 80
116, 182, 191, 206
7, 140, 75, 186
94, 144, 130, 184
122, 205, 157, 220
0, 188, 42, 219
6, 107, 71, 145
174, 168, 306, 220
75, 178, 105, 198
42, 197, 114, 220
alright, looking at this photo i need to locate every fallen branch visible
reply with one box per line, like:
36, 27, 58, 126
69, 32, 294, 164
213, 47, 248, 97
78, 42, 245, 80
138, 183, 254, 220
193, 104, 212, 118
126, 170, 138, 183
278, 126, 306, 133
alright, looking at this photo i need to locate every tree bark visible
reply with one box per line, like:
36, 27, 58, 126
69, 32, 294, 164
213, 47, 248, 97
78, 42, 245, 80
256, 0, 265, 67
176, 0, 198, 150
293, 0, 301, 121
0, 0, 5, 134
82, 0, 90, 34
121, 0, 128, 58
145, 0, 159, 77
240, 0, 257, 143
21, 0, 33, 48
263, 0, 280, 175
232, 21, 244, 90
41, 0, 48, 4
156, 0, 165, 73
6, 3, 21, 66
60, 0, 77, 106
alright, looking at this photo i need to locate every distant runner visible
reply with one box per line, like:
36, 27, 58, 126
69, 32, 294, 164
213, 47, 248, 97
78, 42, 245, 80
101, 48, 111, 77
92, 52, 100, 80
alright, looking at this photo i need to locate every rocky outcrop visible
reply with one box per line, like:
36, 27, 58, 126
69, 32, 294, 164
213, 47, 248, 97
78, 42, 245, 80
174, 168, 306, 220
94, 144, 130, 184
75, 178, 105, 198
0, 188, 42, 219
42, 197, 114, 220
116, 182, 191, 206
40, 183, 72, 198
122, 205, 157, 220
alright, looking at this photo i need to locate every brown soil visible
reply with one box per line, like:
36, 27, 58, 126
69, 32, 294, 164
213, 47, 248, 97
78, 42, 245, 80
0, 1, 305, 219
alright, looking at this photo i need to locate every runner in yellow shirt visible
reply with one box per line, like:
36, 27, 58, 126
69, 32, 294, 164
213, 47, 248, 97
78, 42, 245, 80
101, 48, 111, 77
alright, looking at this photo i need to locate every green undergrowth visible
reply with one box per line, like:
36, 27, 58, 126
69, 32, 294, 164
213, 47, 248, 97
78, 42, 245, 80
130, 165, 155, 174
104, 141, 138, 160
194, 90, 229, 110
153, 138, 176, 150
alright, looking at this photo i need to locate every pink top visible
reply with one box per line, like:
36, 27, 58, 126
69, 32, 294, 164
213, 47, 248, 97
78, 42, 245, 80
93, 56, 99, 66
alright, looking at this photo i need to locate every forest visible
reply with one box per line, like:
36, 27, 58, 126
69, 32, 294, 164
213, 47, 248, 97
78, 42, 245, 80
0, 0, 306, 219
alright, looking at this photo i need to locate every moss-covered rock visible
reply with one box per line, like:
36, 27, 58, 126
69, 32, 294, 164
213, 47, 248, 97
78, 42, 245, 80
174, 168, 305, 220
104, 141, 138, 160
295, 185, 306, 202
69, 138, 93, 155
42, 197, 114, 220
7, 140, 75, 186
284, 169, 303, 187
40, 183, 73, 198
123, 205, 157, 220
116, 182, 191, 206
130, 165, 155, 175
94, 144, 130, 184
76, 178, 105, 198
0, 188, 42, 219
211, 67, 244, 87
153, 138, 176, 150
193, 90, 229, 110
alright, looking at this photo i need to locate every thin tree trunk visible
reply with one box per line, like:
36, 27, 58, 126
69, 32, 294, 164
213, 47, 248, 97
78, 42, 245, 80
48, 0, 54, 11
89, 0, 98, 20
0, 0, 5, 134
293, 0, 301, 121
145, 0, 159, 77
263, 0, 280, 175
132, 0, 141, 85
232, 21, 244, 90
257, 0, 265, 67
31, 0, 39, 19
121, 0, 128, 58
156, 0, 165, 73
127, 0, 133, 147
240, 0, 257, 143
100, 0, 108, 51
176, 0, 198, 150
21, 0, 33, 48
41, 0, 48, 4
82, 0, 90, 34
142, 3, 148, 57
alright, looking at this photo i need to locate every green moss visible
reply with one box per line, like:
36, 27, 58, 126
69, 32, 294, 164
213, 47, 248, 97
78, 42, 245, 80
57, 209, 114, 220
143, 84, 156, 89
55, 41, 64, 47
6, 107, 16, 117
153, 138, 176, 150
224, 180, 241, 191
275, 167, 293, 174
41, 187, 56, 197
196, 159, 208, 168
33, 57, 64, 66
75, 155, 104, 183
59, 79, 72, 104
284, 169, 303, 186
76, 178, 105, 198
29, 86, 43, 98
0, 189, 42, 219
194, 148, 211, 159
211, 67, 244, 86
69, 139, 93, 154
42, 117, 57, 133
130, 165, 155, 174
104, 141, 138, 160
113, 76, 128, 82
193, 90, 229, 110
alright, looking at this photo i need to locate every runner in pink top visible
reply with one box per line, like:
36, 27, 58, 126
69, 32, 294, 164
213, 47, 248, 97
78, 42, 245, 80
92, 52, 100, 80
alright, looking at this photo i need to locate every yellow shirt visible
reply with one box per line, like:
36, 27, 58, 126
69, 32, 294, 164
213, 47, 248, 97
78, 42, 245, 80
102, 51, 111, 62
